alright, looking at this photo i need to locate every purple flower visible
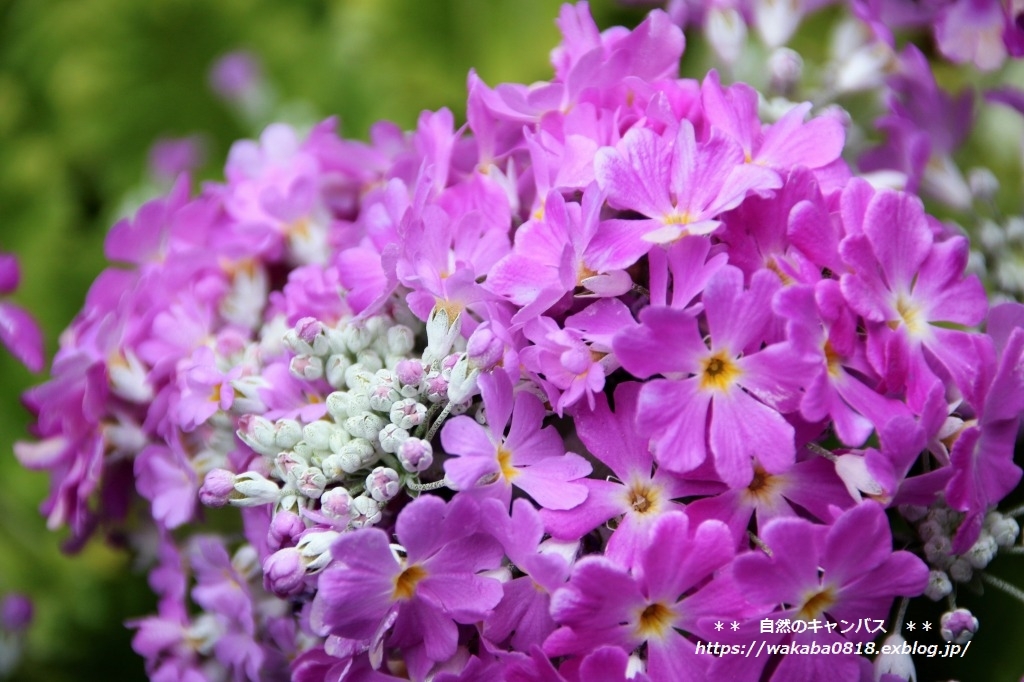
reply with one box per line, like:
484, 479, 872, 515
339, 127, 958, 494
0, 252, 44, 372
441, 370, 591, 510
545, 511, 743, 680
839, 188, 988, 410
726, 502, 928, 680
148, 136, 206, 182
540, 382, 707, 568
313, 494, 503, 680
595, 119, 781, 244
615, 266, 812, 487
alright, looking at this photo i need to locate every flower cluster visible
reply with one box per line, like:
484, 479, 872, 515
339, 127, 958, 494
13, 2, 1024, 681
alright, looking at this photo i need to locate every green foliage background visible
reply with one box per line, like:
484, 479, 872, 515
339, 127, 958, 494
0, 1, 1021, 680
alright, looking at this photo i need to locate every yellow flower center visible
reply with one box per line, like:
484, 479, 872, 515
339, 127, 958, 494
635, 602, 676, 639
497, 445, 518, 481
699, 350, 741, 392
796, 586, 836, 621
392, 564, 428, 601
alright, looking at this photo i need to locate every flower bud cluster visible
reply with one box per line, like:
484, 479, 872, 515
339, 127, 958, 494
905, 502, 1020, 599
207, 309, 478, 544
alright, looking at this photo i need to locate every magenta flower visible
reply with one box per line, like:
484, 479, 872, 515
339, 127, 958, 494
540, 382, 708, 568
545, 511, 744, 680
480, 499, 573, 651
0, 252, 44, 372
726, 502, 928, 680
614, 266, 812, 487
312, 495, 503, 680
839, 188, 988, 410
595, 119, 781, 245
441, 370, 591, 510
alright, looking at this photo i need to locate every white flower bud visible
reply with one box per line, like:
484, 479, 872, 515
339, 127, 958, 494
342, 324, 374, 353
368, 373, 400, 412
274, 419, 303, 449
325, 327, 348, 354
924, 570, 953, 601
900, 505, 929, 523
873, 634, 917, 682
274, 451, 307, 480
990, 516, 1020, 547
366, 467, 401, 502
387, 325, 416, 356
378, 423, 410, 453
423, 302, 463, 365
350, 495, 383, 528
296, 530, 339, 572
966, 534, 997, 569
1005, 216, 1024, 244
356, 349, 383, 374
398, 438, 433, 473
232, 545, 260, 581
237, 414, 279, 456
768, 47, 803, 95
290, 355, 324, 382
297, 467, 328, 499
320, 487, 353, 520
344, 365, 375, 394
231, 472, 281, 507
328, 427, 351, 453
948, 557, 973, 583
390, 398, 427, 430
940, 608, 978, 644
706, 7, 747, 66
968, 167, 999, 202
445, 356, 480, 404
918, 520, 944, 542
325, 354, 352, 388
335, 438, 377, 474
924, 535, 953, 568
302, 421, 334, 452
345, 412, 386, 440
979, 219, 1006, 251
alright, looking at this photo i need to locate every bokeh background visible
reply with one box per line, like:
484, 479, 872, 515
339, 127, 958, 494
0, 1, 1021, 680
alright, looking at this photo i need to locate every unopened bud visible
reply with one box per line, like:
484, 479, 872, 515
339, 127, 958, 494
768, 47, 803, 95
231, 471, 281, 507
236, 414, 278, 456
274, 419, 303, 449
325, 354, 352, 388
873, 633, 916, 682
924, 570, 953, 601
398, 438, 433, 473
263, 547, 306, 596
350, 495, 383, 528
940, 608, 978, 644
366, 467, 401, 502
320, 487, 353, 520
467, 325, 503, 371
302, 421, 334, 452
387, 325, 416, 356
342, 324, 374, 353
967, 534, 997, 569
390, 399, 427, 429
199, 468, 236, 507
296, 530, 339, 572
290, 355, 324, 381
345, 412, 386, 440
296, 467, 327, 499
378, 423, 410, 453
269, 509, 305, 548
356, 349, 383, 374
948, 557, 973, 583
968, 167, 999, 202
396, 359, 425, 387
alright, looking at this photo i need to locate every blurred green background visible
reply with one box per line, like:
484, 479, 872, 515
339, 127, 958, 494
0, 0, 1022, 680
